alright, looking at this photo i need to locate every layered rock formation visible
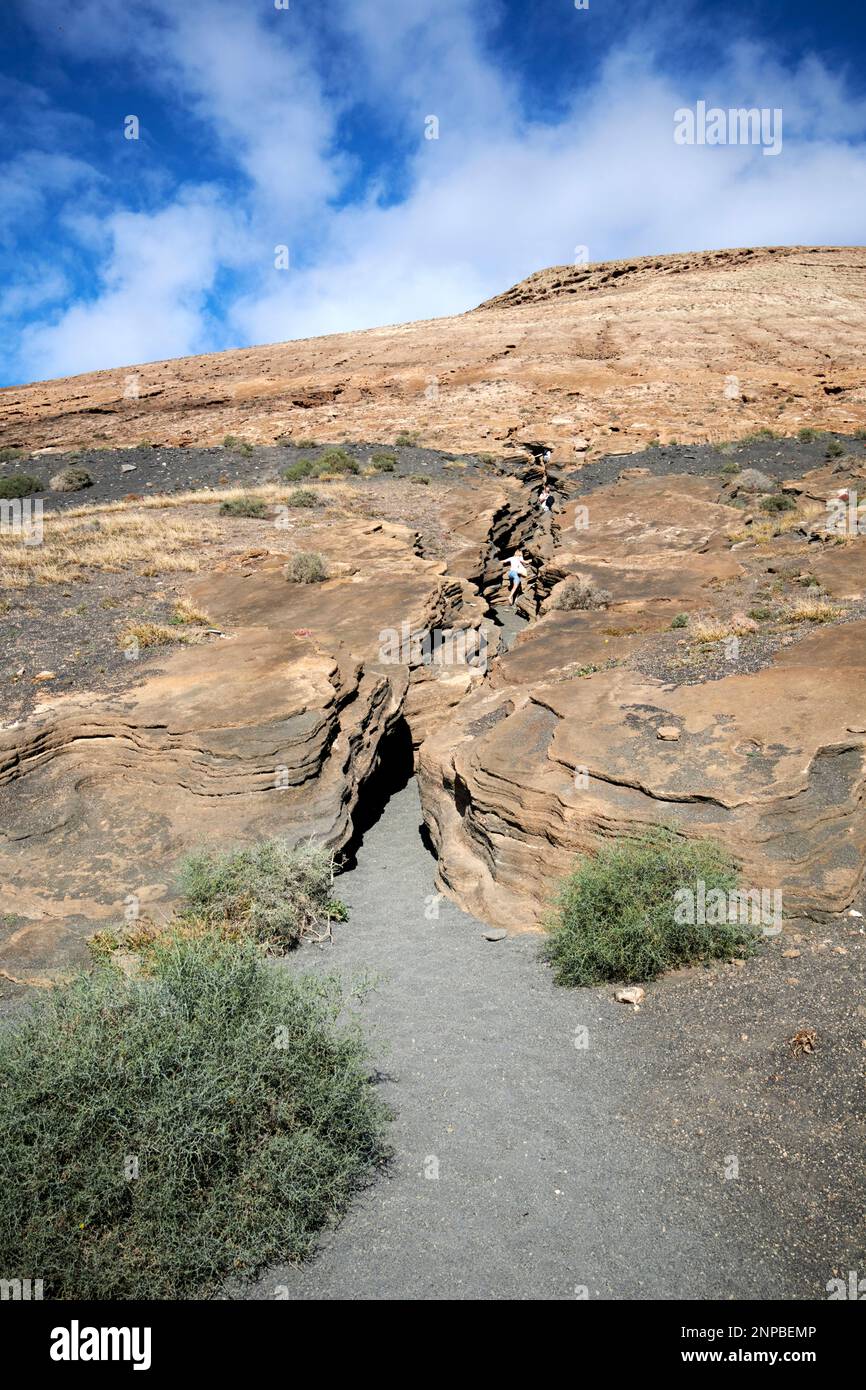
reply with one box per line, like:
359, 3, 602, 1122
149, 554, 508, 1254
418, 465, 866, 929
2, 247, 866, 984
0, 474, 525, 982
2, 247, 865, 460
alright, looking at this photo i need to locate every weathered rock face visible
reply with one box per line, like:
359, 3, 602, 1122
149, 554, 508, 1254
2, 247, 865, 460
417, 469, 866, 930
3, 248, 866, 984
0, 475, 525, 983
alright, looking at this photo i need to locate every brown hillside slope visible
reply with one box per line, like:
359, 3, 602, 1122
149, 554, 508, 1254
1, 245, 865, 460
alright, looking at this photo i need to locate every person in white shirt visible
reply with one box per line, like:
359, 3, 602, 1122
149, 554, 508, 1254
503, 549, 529, 606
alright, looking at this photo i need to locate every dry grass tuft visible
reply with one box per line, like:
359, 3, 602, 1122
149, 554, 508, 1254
690, 614, 756, 643
117, 621, 189, 650
172, 599, 212, 626
782, 595, 842, 624
0, 508, 218, 588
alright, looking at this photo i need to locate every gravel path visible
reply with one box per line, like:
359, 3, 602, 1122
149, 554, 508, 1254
242, 780, 864, 1302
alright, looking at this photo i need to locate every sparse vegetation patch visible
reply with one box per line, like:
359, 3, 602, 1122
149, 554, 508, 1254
543, 828, 751, 987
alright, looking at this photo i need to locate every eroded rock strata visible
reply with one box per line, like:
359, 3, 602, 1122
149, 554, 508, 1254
2, 248, 866, 984
0, 474, 523, 980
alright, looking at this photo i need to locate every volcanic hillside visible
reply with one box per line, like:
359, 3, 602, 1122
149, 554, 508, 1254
1, 245, 865, 459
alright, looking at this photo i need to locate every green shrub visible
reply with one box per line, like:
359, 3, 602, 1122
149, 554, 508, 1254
285, 488, 319, 508
825, 438, 844, 459
748, 605, 775, 621
0, 473, 41, 499
219, 495, 269, 518
543, 828, 751, 986
282, 459, 315, 482
287, 551, 327, 584
741, 427, 777, 443
797, 427, 822, 442
370, 453, 396, 472
395, 431, 419, 447
670, 613, 689, 629
549, 576, 611, 611
316, 448, 358, 475
295, 438, 317, 449
409, 473, 430, 485
720, 461, 741, 475
0, 446, 26, 463
223, 435, 254, 457
176, 839, 346, 949
759, 493, 796, 513
0, 932, 389, 1299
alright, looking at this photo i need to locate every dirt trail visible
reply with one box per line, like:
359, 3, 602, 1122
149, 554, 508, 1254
239, 777, 864, 1302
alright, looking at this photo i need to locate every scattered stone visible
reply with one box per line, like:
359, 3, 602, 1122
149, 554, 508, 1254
32, 670, 56, 682
615, 986, 645, 1008
848, 909, 863, 918
619, 466, 651, 480
483, 928, 508, 942
781, 948, 801, 958
656, 726, 681, 741
120, 463, 137, 473
787, 1027, 817, 1055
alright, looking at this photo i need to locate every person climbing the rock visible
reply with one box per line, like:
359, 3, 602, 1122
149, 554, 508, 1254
504, 549, 529, 606
538, 485, 555, 514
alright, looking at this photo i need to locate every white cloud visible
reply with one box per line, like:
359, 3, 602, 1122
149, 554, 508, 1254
18, 190, 246, 380
6, 0, 866, 383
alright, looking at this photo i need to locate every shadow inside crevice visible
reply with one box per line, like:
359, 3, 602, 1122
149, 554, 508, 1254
341, 716, 415, 867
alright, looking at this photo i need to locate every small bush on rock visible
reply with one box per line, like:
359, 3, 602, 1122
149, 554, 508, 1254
371, 453, 396, 471
285, 488, 319, 508
759, 493, 796, 513
287, 551, 327, 583
176, 838, 346, 949
549, 576, 611, 611
543, 828, 750, 987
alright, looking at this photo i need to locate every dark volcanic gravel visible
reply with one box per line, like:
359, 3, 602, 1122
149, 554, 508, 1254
235, 780, 865, 1302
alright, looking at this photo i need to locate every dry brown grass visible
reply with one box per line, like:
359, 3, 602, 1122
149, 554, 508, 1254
690, 614, 756, 643
727, 500, 824, 546
117, 621, 189, 650
0, 507, 219, 588
782, 595, 842, 624
172, 599, 212, 626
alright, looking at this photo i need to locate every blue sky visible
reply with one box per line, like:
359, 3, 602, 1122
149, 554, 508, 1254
1, 0, 864, 388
